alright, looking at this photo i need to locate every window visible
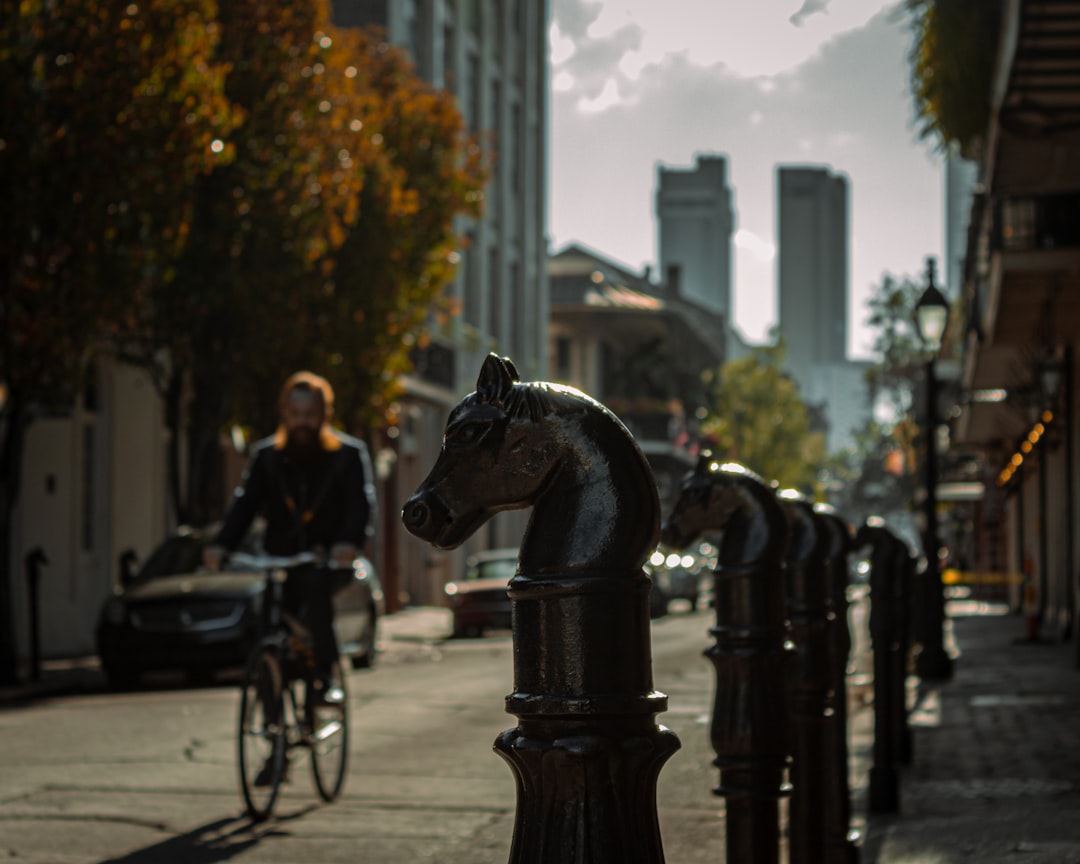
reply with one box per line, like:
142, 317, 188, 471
511, 102, 522, 195
555, 336, 572, 381
465, 52, 479, 131
509, 260, 522, 357
488, 245, 501, 339
442, 19, 456, 86
463, 231, 480, 325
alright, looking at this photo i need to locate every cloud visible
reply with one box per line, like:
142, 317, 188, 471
553, 0, 902, 85
735, 229, 776, 262
790, 0, 832, 27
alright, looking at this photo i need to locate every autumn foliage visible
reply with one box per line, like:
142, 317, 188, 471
699, 342, 826, 492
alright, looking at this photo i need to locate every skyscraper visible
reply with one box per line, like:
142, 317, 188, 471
777, 166, 849, 374
656, 154, 735, 323
776, 166, 869, 453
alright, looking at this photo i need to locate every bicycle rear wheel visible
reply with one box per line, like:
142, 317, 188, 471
238, 647, 286, 820
309, 661, 349, 801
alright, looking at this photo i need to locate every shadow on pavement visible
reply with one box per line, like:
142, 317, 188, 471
96, 806, 320, 864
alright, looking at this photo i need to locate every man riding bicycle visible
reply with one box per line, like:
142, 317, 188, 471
203, 371, 376, 705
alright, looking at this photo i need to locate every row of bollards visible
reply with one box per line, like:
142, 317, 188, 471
402, 358, 920, 864
661, 459, 868, 864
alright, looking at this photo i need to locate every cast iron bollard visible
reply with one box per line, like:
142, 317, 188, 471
853, 518, 903, 813
24, 547, 48, 683
778, 490, 830, 864
813, 504, 860, 864
661, 456, 791, 864
892, 544, 916, 766
402, 355, 680, 864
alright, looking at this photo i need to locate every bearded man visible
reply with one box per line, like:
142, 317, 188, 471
203, 371, 375, 704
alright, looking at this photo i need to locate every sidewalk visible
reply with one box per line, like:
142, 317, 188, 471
0, 606, 455, 707
857, 603, 1080, 864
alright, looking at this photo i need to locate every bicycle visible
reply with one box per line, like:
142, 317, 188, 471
230, 551, 351, 821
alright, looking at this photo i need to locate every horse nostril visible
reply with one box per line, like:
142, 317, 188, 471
402, 499, 431, 531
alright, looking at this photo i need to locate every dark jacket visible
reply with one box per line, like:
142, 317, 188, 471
215, 430, 375, 556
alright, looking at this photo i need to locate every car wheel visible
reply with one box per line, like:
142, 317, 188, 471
349, 606, 377, 670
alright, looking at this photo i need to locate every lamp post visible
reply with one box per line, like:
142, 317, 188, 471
913, 257, 952, 680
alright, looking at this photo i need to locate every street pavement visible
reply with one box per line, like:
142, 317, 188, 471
5, 598, 1080, 863
855, 599, 1080, 864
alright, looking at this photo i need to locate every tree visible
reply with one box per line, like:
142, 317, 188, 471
234, 22, 489, 434
118, 8, 489, 525
699, 342, 826, 492
905, 0, 1002, 159
832, 272, 936, 522
865, 273, 924, 421
0, 0, 238, 683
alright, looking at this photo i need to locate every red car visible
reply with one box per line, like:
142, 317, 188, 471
444, 548, 517, 638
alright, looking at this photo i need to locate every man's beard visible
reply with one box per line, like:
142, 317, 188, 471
284, 427, 321, 463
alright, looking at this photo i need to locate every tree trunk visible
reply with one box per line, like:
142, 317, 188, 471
186, 337, 232, 528
0, 393, 28, 686
164, 370, 189, 526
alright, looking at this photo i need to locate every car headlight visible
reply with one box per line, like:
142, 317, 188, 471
103, 597, 127, 626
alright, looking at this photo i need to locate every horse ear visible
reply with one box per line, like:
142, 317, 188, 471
476, 353, 515, 403
695, 450, 714, 474
501, 356, 522, 382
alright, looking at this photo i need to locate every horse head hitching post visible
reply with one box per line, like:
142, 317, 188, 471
661, 456, 791, 864
402, 354, 680, 864
853, 517, 905, 814
778, 489, 831, 864
813, 503, 861, 864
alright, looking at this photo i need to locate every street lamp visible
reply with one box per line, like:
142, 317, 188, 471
913, 257, 952, 680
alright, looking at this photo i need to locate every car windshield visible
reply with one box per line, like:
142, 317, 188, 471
468, 557, 517, 582
137, 535, 206, 580
135, 531, 263, 580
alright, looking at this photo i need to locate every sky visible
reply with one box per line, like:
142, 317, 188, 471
547, 0, 944, 360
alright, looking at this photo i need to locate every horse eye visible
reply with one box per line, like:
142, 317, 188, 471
447, 421, 488, 448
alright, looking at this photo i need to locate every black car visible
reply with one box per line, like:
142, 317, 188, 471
646, 549, 709, 614
444, 548, 517, 638
96, 526, 384, 689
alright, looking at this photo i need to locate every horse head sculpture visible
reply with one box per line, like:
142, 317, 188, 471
402, 353, 660, 574
660, 453, 788, 569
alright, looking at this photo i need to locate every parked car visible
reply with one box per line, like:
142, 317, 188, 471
96, 525, 385, 689
647, 549, 708, 613
444, 548, 517, 638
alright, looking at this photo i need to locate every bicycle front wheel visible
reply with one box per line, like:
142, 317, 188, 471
238, 647, 286, 820
310, 661, 349, 802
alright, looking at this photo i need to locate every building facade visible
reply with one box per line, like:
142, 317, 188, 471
548, 243, 724, 514
951, 1, 1080, 648
11, 359, 171, 673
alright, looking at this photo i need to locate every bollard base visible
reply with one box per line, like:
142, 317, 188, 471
495, 721, 680, 864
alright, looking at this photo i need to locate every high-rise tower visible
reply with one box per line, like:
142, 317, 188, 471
777, 166, 849, 373
656, 154, 735, 322
776, 166, 869, 453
